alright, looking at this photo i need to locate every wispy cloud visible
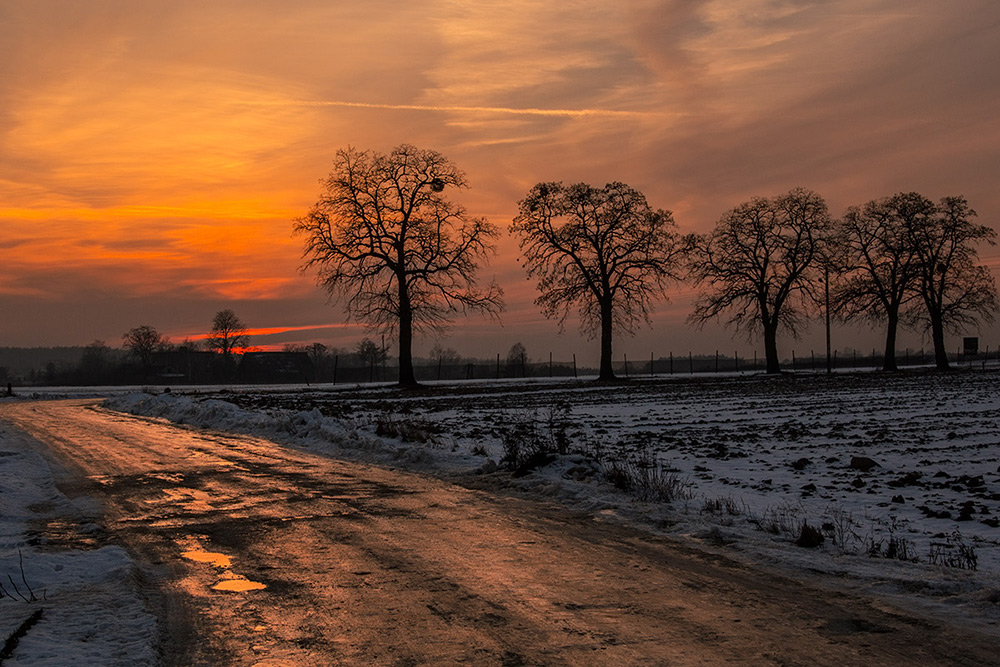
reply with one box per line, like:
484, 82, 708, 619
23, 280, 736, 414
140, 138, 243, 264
180, 323, 353, 341
246, 99, 663, 119
1, 0, 998, 354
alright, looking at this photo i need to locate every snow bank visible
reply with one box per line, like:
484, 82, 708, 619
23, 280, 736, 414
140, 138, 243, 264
0, 426, 157, 666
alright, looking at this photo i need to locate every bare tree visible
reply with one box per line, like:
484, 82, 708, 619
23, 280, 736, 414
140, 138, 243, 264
505, 341, 528, 377
284, 341, 335, 381
429, 343, 462, 366
688, 187, 832, 374
295, 144, 504, 388
206, 309, 249, 374
355, 337, 387, 367
832, 193, 928, 371
355, 337, 387, 382
122, 325, 167, 376
304, 342, 331, 370
511, 181, 685, 381
906, 196, 997, 370
78, 339, 115, 383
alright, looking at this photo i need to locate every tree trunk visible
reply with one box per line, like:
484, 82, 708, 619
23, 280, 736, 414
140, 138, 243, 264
930, 312, 949, 370
882, 313, 899, 372
397, 282, 419, 387
763, 323, 781, 374
598, 299, 616, 382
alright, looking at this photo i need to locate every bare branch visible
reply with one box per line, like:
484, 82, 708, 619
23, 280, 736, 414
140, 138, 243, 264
510, 181, 684, 380
294, 144, 504, 386
687, 188, 832, 373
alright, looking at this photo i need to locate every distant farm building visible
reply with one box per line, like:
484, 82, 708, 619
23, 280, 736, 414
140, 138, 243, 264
151, 350, 216, 384
238, 351, 314, 384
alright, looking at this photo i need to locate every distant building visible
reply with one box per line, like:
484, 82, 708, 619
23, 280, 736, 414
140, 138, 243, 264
150, 350, 217, 384
238, 351, 315, 384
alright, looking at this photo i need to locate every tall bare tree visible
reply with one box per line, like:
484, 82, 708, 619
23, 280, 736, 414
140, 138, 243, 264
295, 144, 503, 388
832, 193, 929, 371
688, 187, 831, 374
122, 325, 167, 376
206, 309, 249, 370
511, 181, 685, 381
906, 196, 997, 370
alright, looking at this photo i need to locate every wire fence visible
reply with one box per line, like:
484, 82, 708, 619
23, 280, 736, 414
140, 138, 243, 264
316, 345, 1000, 384
13, 344, 998, 387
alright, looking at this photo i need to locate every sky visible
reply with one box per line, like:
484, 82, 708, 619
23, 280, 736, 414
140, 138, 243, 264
2, 0, 999, 365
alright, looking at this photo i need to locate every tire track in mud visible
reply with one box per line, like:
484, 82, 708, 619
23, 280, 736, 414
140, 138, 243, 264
1, 399, 997, 666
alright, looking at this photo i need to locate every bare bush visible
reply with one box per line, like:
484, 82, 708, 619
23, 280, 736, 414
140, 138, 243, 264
746, 503, 803, 538
600, 447, 692, 503
499, 404, 574, 471
373, 414, 439, 445
702, 496, 743, 516
864, 516, 918, 563
928, 530, 978, 570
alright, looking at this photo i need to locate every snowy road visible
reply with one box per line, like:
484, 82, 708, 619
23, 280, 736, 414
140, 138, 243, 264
2, 399, 996, 666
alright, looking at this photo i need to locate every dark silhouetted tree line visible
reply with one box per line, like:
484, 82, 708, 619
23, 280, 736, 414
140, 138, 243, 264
293, 144, 996, 380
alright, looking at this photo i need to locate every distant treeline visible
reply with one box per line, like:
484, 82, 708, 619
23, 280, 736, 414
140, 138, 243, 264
0, 347, 95, 384
4, 339, 997, 388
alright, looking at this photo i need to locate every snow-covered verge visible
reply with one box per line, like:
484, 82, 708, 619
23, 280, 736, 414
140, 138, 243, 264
104, 371, 1000, 636
0, 423, 157, 666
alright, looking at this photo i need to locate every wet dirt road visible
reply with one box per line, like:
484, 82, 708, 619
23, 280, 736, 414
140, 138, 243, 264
2, 399, 995, 666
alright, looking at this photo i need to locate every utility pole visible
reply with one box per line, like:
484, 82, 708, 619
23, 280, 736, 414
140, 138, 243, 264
825, 265, 832, 374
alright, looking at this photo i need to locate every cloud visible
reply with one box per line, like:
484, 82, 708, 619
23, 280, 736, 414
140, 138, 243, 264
1, 0, 998, 353
252, 99, 659, 119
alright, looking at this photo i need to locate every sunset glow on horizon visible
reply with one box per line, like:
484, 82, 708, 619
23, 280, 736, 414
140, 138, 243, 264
3, 1, 1000, 363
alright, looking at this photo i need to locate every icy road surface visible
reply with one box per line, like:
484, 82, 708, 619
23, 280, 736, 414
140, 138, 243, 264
1, 399, 997, 665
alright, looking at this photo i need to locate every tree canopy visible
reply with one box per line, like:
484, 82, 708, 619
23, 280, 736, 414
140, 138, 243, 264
688, 187, 832, 374
295, 144, 503, 387
122, 325, 167, 375
907, 196, 997, 369
206, 309, 249, 360
832, 193, 928, 371
511, 181, 684, 381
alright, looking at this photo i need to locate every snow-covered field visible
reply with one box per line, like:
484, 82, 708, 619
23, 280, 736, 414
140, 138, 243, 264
2, 369, 999, 664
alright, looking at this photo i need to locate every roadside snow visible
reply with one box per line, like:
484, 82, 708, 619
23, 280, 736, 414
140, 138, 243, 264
104, 371, 1000, 636
0, 422, 157, 666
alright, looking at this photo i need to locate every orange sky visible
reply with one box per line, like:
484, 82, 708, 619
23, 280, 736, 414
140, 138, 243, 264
2, 1, 1000, 364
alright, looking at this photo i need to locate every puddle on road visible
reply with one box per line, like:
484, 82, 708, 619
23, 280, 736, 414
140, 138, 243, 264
213, 577, 267, 592
182, 550, 232, 568
181, 544, 267, 592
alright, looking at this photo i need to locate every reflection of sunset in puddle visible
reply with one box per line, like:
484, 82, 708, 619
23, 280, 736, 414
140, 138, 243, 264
182, 550, 232, 568
213, 577, 267, 592
181, 544, 266, 592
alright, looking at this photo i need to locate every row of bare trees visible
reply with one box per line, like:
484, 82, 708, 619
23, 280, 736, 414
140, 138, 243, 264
121, 309, 250, 378
833, 194, 996, 371
295, 144, 996, 387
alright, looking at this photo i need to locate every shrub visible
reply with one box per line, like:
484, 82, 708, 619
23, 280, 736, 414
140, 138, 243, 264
499, 404, 575, 471
373, 414, 438, 445
928, 530, 978, 570
702, 496, 742, 516
864, 516, 918, 562
599, 445, 692, 503
796, 521, 825, 548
